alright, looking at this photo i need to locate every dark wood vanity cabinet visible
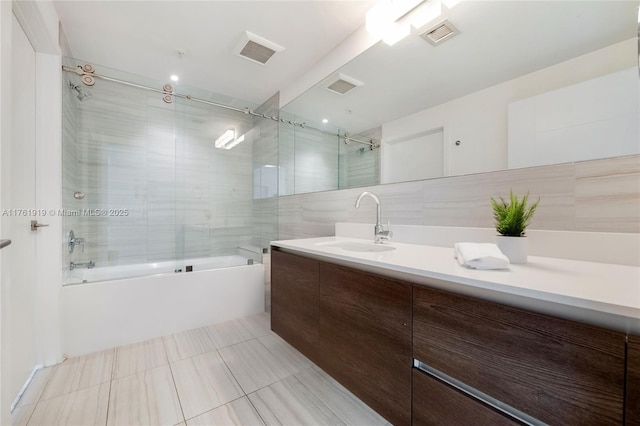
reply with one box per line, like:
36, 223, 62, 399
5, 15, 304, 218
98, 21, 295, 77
272, 248, 633, 425
271, 249, 412, 426
271, 249, 320, 363
412, 369, 518, 426
627, 334, 640, 425
319, 262, 412, 426
413, 285, 626, 425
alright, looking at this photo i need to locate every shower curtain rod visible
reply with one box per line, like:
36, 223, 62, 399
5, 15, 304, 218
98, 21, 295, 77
61, 64, 379, 149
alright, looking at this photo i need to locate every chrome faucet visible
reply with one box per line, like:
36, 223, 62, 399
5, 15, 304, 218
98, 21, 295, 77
70, 261, 95, 270
354, 191, 392, 244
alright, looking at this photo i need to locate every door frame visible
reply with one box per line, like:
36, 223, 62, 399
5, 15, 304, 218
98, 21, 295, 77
0, 1, 62, 423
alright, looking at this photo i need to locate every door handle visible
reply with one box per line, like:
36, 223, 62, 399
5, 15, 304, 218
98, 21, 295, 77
30, 220, 49, 231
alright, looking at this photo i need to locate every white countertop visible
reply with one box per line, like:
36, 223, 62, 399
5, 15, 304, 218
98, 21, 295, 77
271, 236, 640, 331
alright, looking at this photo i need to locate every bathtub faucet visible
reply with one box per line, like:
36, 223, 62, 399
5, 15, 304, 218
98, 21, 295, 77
354, 191, 392, 244
70, 261, 95, 271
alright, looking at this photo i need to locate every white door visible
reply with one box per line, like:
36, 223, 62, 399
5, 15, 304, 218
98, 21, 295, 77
1, 12, 39, 411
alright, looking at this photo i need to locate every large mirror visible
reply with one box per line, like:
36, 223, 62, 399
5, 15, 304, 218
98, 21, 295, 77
280, 0, 640, 195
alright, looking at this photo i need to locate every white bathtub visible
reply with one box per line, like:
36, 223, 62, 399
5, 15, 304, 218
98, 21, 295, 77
61, 256, 265, 356
64, 255, 253, 285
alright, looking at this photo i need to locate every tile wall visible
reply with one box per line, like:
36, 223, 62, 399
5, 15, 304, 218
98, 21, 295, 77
278, 154, 640, 240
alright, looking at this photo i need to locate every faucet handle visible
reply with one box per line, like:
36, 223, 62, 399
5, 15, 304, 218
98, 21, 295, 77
386, 221, 393, 239
377, 221, 393, 242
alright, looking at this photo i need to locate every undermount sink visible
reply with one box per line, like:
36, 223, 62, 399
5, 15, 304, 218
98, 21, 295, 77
316, 241, 396, 253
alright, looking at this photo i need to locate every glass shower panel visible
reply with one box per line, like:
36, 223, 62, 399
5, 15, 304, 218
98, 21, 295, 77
277, 110, 296, 196
62, 57, 268, 284
338, 127, 381, 190
173, 88, 255, 266
147, 84, 179, 266
252, 93, 280, 253
293, 124, 340, 194
63, 62, 163, 272
275, 111, 381, 194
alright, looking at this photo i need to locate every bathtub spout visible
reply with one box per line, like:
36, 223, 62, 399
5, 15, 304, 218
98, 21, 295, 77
70, 261, 95, 270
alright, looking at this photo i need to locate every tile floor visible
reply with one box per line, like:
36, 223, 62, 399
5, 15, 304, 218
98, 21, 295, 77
11, 312, 390, 426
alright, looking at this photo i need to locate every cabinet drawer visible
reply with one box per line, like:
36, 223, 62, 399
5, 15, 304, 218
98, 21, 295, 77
271, 249, 319, 361
627, 334, 640, 425
412, 369, 518, 426
413, 285, 625, 425
320, 262, 412, 426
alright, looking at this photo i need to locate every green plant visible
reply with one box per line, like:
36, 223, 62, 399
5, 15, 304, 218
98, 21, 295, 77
491, 190, 539, 237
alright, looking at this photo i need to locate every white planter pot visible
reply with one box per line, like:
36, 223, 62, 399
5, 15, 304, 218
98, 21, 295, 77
495, 235, 528, 264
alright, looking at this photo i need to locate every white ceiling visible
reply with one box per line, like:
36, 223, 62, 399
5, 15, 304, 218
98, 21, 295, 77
54, 0, 374, 106
283, 1, 639, 133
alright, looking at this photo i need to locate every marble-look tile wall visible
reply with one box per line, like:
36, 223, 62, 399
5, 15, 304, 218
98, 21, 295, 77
62, 70, 257, 270
278, 154, 640, 240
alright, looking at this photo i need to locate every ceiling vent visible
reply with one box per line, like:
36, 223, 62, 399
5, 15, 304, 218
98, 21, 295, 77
420, 20, 459, 46
233, 31, 284, 65
325, 73, 364, 95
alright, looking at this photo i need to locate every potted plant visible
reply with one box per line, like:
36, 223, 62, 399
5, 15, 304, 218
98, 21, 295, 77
490, 191, 539, 264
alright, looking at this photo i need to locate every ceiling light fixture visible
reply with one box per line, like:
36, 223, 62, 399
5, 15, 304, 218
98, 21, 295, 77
383, 22, 411, 45
410, 1, 442, 29
214, 129, 236, 149
322, 119, 329, 124
366, 0, 452, 46
170, 75, 179, 82
223, 134, 245, 150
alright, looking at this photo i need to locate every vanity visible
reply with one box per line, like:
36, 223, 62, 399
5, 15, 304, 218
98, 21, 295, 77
270, 226, 640, 425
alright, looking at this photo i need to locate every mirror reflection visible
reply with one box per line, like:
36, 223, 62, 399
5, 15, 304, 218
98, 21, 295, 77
280, 0, 639, 195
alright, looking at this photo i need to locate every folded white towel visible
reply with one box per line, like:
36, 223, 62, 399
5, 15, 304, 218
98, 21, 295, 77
454, 243, 510, 270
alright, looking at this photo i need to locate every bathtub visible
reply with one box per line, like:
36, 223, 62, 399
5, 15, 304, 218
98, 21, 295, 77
64, 255, 253, 285
61, 256, 265, 356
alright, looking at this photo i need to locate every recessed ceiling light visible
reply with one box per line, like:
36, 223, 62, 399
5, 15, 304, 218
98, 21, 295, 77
322, 119, 329, 124
170, 75, 179, 82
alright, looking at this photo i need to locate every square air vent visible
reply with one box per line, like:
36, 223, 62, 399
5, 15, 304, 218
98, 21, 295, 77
420, 20, 459, 46
233, 31, 284, 65
325, 73, 364, 96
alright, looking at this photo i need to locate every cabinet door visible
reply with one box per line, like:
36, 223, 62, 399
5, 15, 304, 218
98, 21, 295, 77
413, 285, 625, 425
319, 262, 412, 426
628, 334, 640, 425
271, 249, 319, 362
413, 369, 518, 426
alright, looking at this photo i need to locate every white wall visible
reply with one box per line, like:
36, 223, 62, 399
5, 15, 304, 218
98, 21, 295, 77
0, 3, 12, 424
508, 68, 640, 168
382, 128, 444, 183
382, 38, 638, 177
